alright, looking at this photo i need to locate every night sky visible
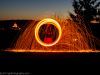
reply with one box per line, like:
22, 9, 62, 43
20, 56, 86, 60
0, 0, 73, 20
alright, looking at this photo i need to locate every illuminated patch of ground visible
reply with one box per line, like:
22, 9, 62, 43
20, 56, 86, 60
6, 49, 100, 53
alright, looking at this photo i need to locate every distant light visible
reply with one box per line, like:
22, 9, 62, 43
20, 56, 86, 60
35, 18, 62, 47
90, 20, 100, 24
12, 23, 18, 28
12, 22, 21, 30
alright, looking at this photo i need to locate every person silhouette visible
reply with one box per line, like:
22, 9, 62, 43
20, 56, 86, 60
44, 24, 53, 43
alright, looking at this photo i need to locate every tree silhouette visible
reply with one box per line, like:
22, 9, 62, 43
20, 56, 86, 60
70, 0, 100, 24
69, 0, 100, 49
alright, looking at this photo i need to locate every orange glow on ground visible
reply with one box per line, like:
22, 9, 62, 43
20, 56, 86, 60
5, 49, 100, 53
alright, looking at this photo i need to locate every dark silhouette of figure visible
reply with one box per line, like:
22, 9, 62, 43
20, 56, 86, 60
39, 24, 59, 44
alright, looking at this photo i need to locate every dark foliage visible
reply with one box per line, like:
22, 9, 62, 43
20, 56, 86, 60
70, 0, 100, 23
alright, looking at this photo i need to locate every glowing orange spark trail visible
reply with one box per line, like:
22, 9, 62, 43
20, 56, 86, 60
13, 17, 97, 51
35, 18, 62, 46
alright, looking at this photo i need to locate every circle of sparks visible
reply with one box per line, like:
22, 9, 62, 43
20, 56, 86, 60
35, 18, 62, 46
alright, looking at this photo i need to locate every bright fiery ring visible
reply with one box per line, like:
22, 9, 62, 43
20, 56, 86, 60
35, 18, 62, 46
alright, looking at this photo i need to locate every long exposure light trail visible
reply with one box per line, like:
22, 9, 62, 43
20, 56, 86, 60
35, 18, 62, 46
